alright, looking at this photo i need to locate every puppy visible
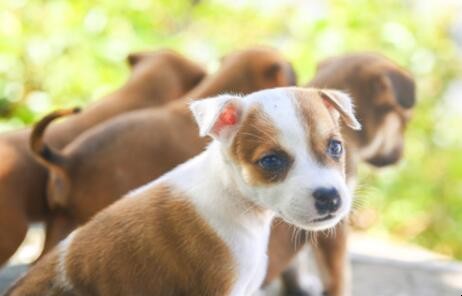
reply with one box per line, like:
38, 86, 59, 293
264, 53, 416, 296
0, 49, 206, 267
30, 47, 297, 257
6, 87, 360, 296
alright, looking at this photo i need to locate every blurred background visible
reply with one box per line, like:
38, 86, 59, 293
0, 0, 461, 264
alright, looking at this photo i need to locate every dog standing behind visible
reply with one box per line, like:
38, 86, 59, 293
0, 49, 206, 267
7, 87, 360, 296
29, 46, 297, 257
263, 53, 416, 296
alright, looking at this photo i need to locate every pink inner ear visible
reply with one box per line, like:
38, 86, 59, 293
321, 94, 335, 110
212, 104, 238, 135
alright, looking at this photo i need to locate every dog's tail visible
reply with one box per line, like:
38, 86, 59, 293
30, 107, 81, 208
30, 107, 81, 168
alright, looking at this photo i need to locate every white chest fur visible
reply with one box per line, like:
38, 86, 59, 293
143, 145, 274, 295
199, 202, 273, 296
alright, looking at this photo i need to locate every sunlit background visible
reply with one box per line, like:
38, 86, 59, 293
1, 0, 462, 260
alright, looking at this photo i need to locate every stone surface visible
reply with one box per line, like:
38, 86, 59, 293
2, 253, 462, 295
351, 254, 462, 296
1, 229, 462, 295
0, 265, 27, 294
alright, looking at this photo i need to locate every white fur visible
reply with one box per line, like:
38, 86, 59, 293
54, 231, 76, 292
131, 87, 357, 295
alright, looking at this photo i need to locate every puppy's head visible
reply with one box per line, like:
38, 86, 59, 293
220, 47, 297, 92
190, 87, 361, 231
127, 49, 206, 92
313, 53, 416, 167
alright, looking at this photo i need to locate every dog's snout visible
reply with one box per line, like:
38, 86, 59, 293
366, 145, 403, 167
313, 187, 341, 214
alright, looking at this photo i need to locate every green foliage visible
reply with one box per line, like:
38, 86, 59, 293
1, 0, 461, 257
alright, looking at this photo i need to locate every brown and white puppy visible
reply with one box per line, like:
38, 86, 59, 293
30, 47, 297, 257
0, 49, 206, 267
264, 53, 416, 296
6, 87, 359, 296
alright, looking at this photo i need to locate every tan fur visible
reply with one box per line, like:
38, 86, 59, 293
264, 53, 416, 296
0, 50, 206, 267
6, 184, 236, 296
293, 90, 344, 168
32, 47, 297, 257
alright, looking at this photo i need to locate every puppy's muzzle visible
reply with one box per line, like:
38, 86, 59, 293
367, 145, 403, 167
313, 187, 341, 215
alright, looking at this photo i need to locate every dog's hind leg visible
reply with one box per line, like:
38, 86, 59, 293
38, 211, 77, 260
281, 266, 312, 296
0, 203, 28, 267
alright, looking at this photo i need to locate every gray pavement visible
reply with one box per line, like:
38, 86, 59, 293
2, 254, 462, 295
1, 230, 462, 295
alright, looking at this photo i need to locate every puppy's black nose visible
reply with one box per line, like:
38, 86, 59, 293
313, 187, 341, 215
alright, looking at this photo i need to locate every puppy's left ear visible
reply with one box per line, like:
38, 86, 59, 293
319, 89, 362, 130
190, 95, 243, 141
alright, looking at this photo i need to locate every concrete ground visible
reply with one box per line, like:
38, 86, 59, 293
1, 227, 462, 295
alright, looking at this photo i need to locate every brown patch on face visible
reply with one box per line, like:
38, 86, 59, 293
231, 105, 293, 186
293, 90, 345, 170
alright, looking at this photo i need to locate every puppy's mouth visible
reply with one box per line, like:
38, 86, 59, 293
311, 214, 335, 223
281, 213, 339, 232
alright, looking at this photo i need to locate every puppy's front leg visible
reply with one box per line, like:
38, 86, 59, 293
265, 220, 307, 286
312, 222, 350, 296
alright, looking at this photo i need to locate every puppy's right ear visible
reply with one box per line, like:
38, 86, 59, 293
190, 95, 243, 141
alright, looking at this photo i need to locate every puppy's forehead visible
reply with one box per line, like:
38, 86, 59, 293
244, 88, 335, 138
246, 88, 300, 131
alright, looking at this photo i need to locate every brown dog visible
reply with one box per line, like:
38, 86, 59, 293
30, 47, 297, 257
0, 50, 206, 267
263, 53, 416, 296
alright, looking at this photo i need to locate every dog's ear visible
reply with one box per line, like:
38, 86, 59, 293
373, 70, 416, 109
386, 71, 416, 109
263, 63, 282, 80
127, 52, 147, 68
190, 95, 243, 141
319, 89, 362, 130
264, 62, 298, 86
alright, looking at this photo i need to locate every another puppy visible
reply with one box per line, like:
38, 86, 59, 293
30, 47, 297, 256
264, 53, 416, 296
7, 87, 359, 296
0, 50, 206, 267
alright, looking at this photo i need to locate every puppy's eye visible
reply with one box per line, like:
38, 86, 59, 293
327, 139, 343, 160
258, 153, 288, 172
